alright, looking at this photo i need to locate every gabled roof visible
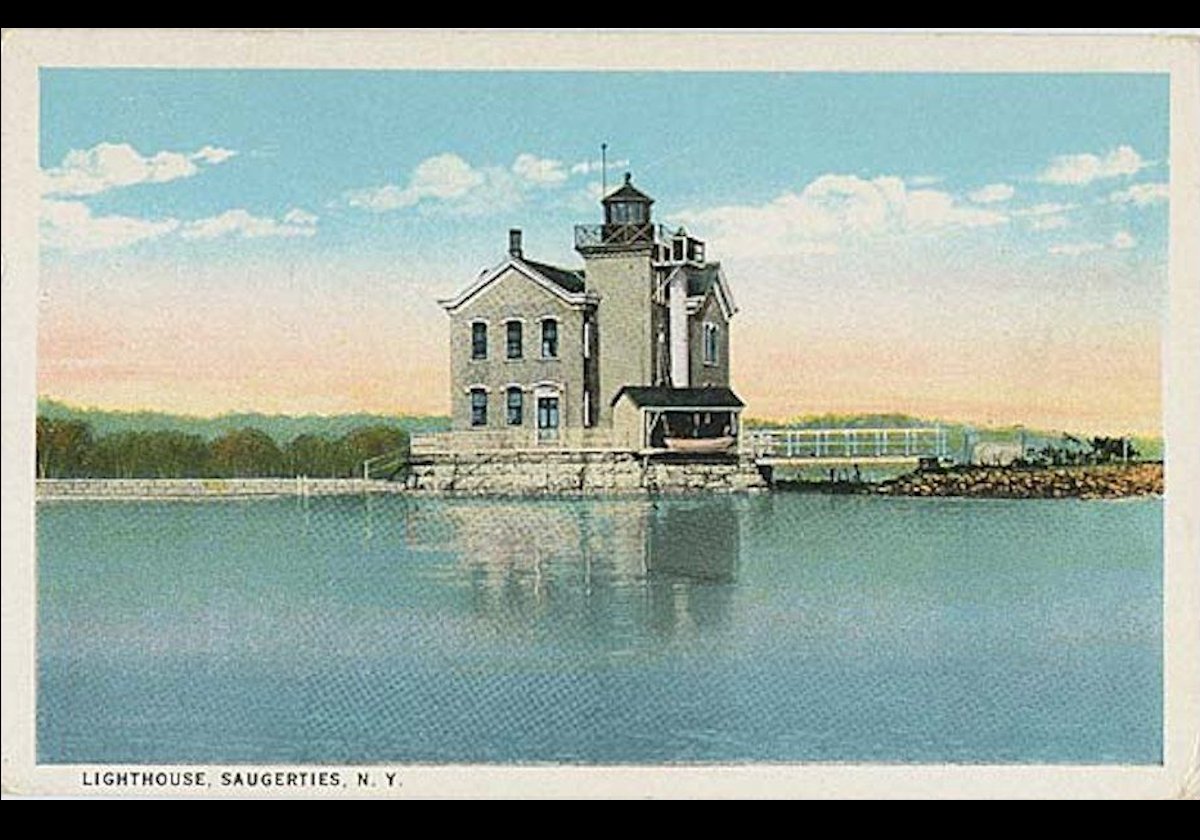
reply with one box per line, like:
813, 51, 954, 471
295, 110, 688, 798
439, 257, 595, 312
685, 263, 719, 297
666, 262, 738, 320
523, 259, 585, 294
612, 386, 745, 409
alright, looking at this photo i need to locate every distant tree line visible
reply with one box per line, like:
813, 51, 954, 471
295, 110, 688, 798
36, 418, 409, 479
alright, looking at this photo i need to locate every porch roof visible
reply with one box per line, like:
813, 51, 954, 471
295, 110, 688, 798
612, 386, 744, 410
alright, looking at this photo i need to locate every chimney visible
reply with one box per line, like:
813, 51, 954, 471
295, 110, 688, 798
509, 228, 523, 259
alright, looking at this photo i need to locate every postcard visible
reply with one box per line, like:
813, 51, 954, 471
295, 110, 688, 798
2, 29, 1198, 799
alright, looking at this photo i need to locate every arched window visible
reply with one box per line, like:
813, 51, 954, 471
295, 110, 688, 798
506, 386, 524, 426
471, 322, 488, 360
506, 320, 523, 360
470, 388, 488, 426
541, 318, 559, 359
703, 322, 719, 366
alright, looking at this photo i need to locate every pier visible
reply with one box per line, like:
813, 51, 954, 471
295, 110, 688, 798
747, 426, 948, 467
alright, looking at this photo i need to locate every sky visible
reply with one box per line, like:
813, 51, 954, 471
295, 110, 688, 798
37, 70, 1169, 434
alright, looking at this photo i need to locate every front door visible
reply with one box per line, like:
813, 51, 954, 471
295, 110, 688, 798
537, 396, 560, 443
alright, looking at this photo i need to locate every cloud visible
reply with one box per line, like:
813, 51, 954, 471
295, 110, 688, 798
674, 173, 1008, 259
1111, 230, 1137, 250
283, 208, 319, 226
180, 208, 318, 240
41, 199, 180, 253
564, 180, 607, 213
906, 175, 944, 187
968, 183, 1015, 204
42, 201, 317, 251
1048, 230, 1137, 256
1013, 202, 1079, 217
570, 157, 631, 176
1037, 145, 1147, 186
345, 153, 485, 212
346, 151, 574, 216
42, 142, 236, 197
1109, 182, 1169, 207
905, 188, 1009, 229
192, 145, 238, 165
1048, 240, 1105, 256
1029, 215, 1070, 231
512, 153, 567, 186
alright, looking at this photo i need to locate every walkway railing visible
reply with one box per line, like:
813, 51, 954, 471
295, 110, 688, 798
747, 427, 948, 461
361, 448, 409, 480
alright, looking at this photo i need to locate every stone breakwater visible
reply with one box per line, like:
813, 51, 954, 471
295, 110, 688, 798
874, 463, 1163, 499
37, 478, 408, 500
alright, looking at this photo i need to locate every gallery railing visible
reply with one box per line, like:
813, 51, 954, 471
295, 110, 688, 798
574, 223, 659, 249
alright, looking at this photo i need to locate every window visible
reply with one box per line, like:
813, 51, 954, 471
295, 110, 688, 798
537, 395, 560, 441
506, 387, 523, 426
470, 388, 488, 426
471, 322, 487, 360
610, 201, 646, 225
703, 322, 719, 366
541, 319, 558, 359
506, 321, 523, 359
583, 320, 592, 359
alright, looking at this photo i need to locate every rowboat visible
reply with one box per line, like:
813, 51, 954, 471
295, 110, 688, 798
663, 436, 736, 453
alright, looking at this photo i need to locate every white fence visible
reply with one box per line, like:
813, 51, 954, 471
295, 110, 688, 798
748, 427, 948, 461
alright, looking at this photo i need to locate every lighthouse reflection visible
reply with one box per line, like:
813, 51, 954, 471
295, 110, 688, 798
419, 496, 740, 640
644, 499, 738, 637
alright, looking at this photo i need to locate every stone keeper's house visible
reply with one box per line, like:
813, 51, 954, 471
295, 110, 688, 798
425, 173, 746, 456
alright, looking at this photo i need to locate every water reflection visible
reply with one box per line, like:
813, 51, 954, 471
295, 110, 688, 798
404, 496, 740, 641
38, 494, 1164, 764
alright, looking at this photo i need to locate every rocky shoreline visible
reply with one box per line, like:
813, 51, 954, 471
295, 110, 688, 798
873, 463, 1163, 499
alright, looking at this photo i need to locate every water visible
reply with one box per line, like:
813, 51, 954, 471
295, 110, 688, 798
37, 493, 1162, 764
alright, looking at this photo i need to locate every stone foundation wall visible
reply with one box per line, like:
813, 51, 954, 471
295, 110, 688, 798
406, 451, 769, 495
